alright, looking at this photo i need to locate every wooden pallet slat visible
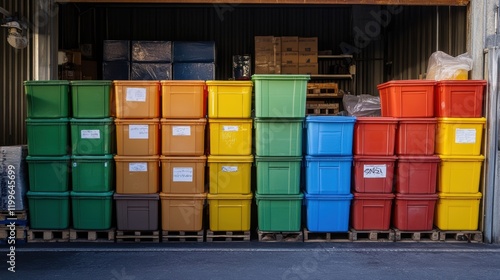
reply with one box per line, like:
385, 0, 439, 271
0, 225, 27, 240
69, 228, 115, 242
162, 230, 204, 242
349, 229, 395, 242
393, 229, 440, 242
27, 229, 70, 243
206, 230, 250, 242
0, 211, 28, 226
307, 83, 339, 95
303, 228, 350, 242
115, 230, 160, 243
258, 229, 303, 242
439, 231, 483, 243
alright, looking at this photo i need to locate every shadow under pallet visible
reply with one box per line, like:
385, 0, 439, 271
257, 229, 303, 242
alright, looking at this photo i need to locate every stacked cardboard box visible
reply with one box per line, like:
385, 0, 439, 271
298, 37, 318, 75
254, 36, 281, 74
281, 36, 298, 74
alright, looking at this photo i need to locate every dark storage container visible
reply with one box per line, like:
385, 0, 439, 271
114, 193, 159, 231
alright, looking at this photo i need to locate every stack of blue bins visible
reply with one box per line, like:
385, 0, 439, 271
304, 116, 356, 232
131, 41, 172, 80
172, 41, 216, 80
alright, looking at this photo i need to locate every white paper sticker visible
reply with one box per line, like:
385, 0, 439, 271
223, 126, 239, 132
126, 88, 147, 102
455, 128, 476, 144
222, 166, 238, 172
129, 163, 148, 172
173, 167, 193, 182
81, 130, 100, 139
129, 125, 149, 139
172, 126, 191, 136
363, 164, 387, 178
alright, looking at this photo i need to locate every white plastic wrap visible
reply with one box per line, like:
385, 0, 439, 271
426, 51, 473, 80
343, 94, 381, 117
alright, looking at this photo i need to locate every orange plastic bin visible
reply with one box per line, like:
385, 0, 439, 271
354, 117, 398, 155
115, 118, 160, 156
114, 155, 159, 194
160, 156, 206, 194
113, 81, 160, 119
161, 80, 206, 119
377, 80, 436, 117
160, 118, 206, 156
435, 80, 486, 118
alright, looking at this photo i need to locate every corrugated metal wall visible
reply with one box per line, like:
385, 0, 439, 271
0, 0, 33, 146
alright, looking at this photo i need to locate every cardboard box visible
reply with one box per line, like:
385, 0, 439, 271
299, 63, 318, 75
255, 36, 275, 52
282, 52, 298, 64
299, 37, 318, 52
255, 63, 281, 74
299, 52, 318, 64
273, 37, 282, 52
281, 37, 299, 52
281, 63, 298, 74
255, 51, 282, 65
81, 60, 98, 80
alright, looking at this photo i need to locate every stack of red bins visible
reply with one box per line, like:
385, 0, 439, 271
378, 80, 439, 231
351, 117, 397, 231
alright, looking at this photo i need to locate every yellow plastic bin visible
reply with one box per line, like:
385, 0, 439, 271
209, 119, 253, 155
206, 81, 253, 118
115, 118, 160, 156
438, 155, 484, 193
160, 118, 206, 156
160, 192, 206, 231
161, 80, 206, 119
435, 192, 482, 230
113, 80, 160, 119
114, 155, 159, 194
208, 155, 253, 194
435, 118, 486, 156
207, 193, 252, 231
160, 156, 207, 194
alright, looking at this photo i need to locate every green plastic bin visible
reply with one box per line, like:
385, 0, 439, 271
252, 74, 309, 118
254, 118, 303, 156
24, 80, 70, 118
71, 155, 114, 192
256, 193, 304, 232
255, 156, 302, 194
27, 191, 70, 229
71, 191, 114, 230
26, 155, 70, 192
70, 80, 112, 118
70, 118, 115, 155
26, 118, 69, 156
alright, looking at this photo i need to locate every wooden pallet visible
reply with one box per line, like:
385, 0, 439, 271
349, 229, 395, 242
393, 229, 440, 242
115, 230, 160, 243
306, 103, 340, 115
303, 229, 350, 242
0, 225, 27, 241
27, 229, 70, 243
258, 230, 303, 242
69, 228, 115, 243
0, 211, 28, 226
439, 231, 483, 243
206, 230, 250, 242
162, 230, 204, 242
307, 83, 339, 95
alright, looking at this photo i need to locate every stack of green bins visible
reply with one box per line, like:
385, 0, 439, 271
252, 75, 309, 233
25, 80, 71, 230
69, 81, 114, 230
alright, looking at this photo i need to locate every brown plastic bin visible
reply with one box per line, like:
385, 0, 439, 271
115, 118, 160, 156
160, 156, 206, 194
161, 118, 206, 156
160, 192, 206, 231
115, 155, 160, 194
113, 80, 160, 118
161, 80, 206, 119
114, 193, 159, 231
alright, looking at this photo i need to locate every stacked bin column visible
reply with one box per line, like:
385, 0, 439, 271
252, 75, 309, 233
206, 81, 254, 234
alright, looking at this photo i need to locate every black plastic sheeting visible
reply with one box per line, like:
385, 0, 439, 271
0, 145, 28, 211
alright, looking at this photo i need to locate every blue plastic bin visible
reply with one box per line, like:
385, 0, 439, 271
305, 193, 353, 232
305, 156, 353, 194
305, 116, 356, 156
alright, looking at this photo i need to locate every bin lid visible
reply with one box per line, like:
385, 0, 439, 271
305, 116, 356, 123
255, 193, 303, 200
24, 80, 70, 86
353, 193, 395, 199
70, 117, 114, 123
398, 118, 437, 124
160, 118, 207, 124
437, 80, 486, 86
71, 155, 114, 160
256, 156, 302, 162
252, 74, 310, 81
27, 191, 70, 197
160, 80, 206, 85
397, 155, 440, 162
206, 80, 253, 86
114, 193, 159, 200
112, 80, 160, 86
70, 80, 112, 86
377, 80, 437, 90
208, 119, 253, 124
207, 193, 253, 200
438, 192, 482, 199
437, 117, 486, 124
114, 155, 160, 162
26, 155, 70, 161
438, 155, 485, 162
160, 155, 207, 161
208, 155, 253, 163
353, 155, 397, 162
160, 193, 207, 200
254, 118, 304, 123
305, 156, 353, 162
305, 193, 353, 200
70, 191, 114, 198
355, 117, 398, 124
115, 118, 160, 124
395, 193, 438, 200
26, 118, 69, 123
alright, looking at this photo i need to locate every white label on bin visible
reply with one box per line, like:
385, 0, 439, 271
104, 162, 108, 168
173, 167, 193, 182
222, 166, 238, 172
81, 130, 100, 139
129, 125, 149, 139
129, 163, 148, 172
126, 88, 147, 102
223, 125, 239, 132
172, 126, 191, 136
455, 129, 476, 144
363, 164, 387, 178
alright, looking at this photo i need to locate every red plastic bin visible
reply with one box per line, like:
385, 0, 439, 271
396, 156, 440, 194
353, 155, 397, 193
351, 193, 395, 230
354, 117, 398, 156
377, 80, 436, 117
393, 193, 438, 231
396, 118, 436, 156
435, 80, 486, 118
